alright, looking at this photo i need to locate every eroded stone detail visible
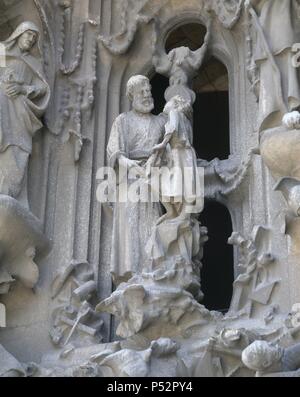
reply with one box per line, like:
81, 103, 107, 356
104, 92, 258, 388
0, 21, 50, 204
228, 226, 279, 316
99, 0, 168, 56
1, 0, 300, 379
152, 19, 211, 103
50, 260, 103, 348
0, 20, 51, 350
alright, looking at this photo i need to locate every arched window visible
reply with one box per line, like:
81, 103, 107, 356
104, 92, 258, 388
193, 57, 230, 160
151, 23, 230, 161
165, 22, 207, 52
199, 200, 234, 312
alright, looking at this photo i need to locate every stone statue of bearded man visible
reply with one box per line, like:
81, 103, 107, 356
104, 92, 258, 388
107, 75, 165, 285
0, 22, 50, 206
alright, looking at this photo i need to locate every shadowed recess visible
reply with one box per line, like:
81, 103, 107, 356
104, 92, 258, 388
199, 200, 234, 312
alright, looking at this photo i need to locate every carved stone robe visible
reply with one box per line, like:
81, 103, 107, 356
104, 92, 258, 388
0, 52, 49, 154
161, 110, 202, 213
0, 23, 50, 197
107, 110, 165, 284
252, 0, 300, 131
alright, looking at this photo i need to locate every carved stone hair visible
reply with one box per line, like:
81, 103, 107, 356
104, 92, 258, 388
164, 95, 193, 120
126, 75, 150, 101
241, 341, 283, 372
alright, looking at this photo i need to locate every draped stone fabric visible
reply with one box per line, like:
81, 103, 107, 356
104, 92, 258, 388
107, 110, 165, 285
0, 22, 50, 197
251, 0, 300, 131
0, 22, 50, 154
160, 109, 202, 214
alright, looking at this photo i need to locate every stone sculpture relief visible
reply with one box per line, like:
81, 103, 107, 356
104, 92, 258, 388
50, 0, 98, 162
245, 0, 300, 252
152, 18, 211, 103
0, 17, 51, 377
0, 21, 50, 203
146, 95, 203, 262
245, 0, 300, 132
242, 340, 300, 377
99, 0, 168, 56
90, 67, 299, 377
228, 226, 279, 316
96, 74, 212, 363
206, 0, 244, 29
1, 0, 300, 379
50, 260, 103, 348
200, 148, 257, 200
106, 75, 165, 285
97, 0, 245, 65
0, 21, 50, 328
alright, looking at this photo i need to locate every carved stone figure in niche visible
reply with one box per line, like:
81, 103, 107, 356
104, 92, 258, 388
245, 0, 300, 131
152, 19, 211, 103
0, 21, 50, 205
145, 95, 203, 273
242, 340, 300, 377
149, 95, 202, 222
107, 75, 165, 285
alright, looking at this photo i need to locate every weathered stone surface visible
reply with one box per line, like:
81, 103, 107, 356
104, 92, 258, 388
0, 0, 300, 378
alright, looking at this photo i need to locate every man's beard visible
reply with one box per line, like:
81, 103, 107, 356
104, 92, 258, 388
133, 98, 154, 114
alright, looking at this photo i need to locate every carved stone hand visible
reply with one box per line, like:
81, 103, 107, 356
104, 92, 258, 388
119, 156, 141, 169
152, 142, 166, 153
5, 82, 26, 98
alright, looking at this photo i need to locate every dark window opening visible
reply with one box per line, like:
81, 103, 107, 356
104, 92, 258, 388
165, 23, 207, 52
199, 200, 234, 312
151, 23, 230, 161
193, 58, 230, 161
151, 73, 169, 116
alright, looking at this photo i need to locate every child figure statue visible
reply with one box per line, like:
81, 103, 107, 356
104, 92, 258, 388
148, 95, 203, 224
